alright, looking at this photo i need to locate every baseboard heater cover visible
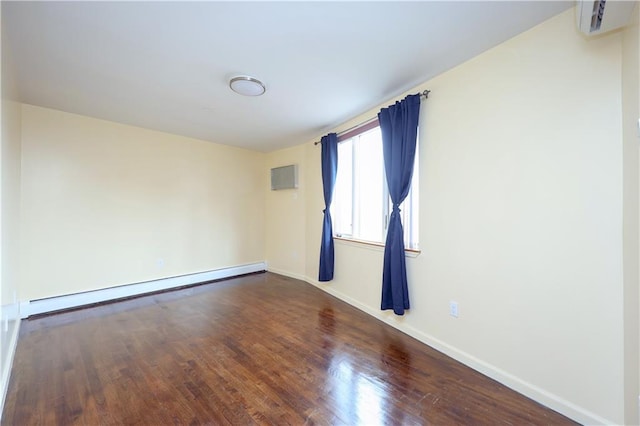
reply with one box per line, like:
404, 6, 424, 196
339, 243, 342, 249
20, 262, 267, 318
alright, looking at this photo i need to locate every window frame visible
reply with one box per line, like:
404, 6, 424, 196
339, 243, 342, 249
331, 119, 420, 253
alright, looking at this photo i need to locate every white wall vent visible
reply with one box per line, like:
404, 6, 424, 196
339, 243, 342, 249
576, 0, 636, 36
270, 164, 298, 190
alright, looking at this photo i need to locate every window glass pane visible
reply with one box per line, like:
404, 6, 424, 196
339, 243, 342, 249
399, 143, 419, 250
333, 139, 353, 237
353, 128, 384, 243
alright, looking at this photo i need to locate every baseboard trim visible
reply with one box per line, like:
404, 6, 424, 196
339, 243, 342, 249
268, 269, 612, 426
0, 316, 21, 421
20, 262, 266, 318
265, 266, 307, 282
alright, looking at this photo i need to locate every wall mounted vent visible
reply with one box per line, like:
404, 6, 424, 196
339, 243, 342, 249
576, 0, 635, 36
271, 164, 298, 190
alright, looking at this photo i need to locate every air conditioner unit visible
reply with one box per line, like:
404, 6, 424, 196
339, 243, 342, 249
576, 0, 636, 36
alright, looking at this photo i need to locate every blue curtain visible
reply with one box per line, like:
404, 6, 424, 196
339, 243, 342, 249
319, 133, 338, 282
378, 94, 421, 315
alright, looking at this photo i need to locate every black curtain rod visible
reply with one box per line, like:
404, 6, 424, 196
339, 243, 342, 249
314, 90, 430, 146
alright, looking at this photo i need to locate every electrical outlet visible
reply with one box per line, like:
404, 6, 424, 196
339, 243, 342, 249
449, 300, 459, 318
156, 258, 165, 269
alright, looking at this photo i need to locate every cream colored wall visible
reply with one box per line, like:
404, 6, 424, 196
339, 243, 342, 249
0, 99, 21, 415
1, 99, 21, 306
20, 105, 265, 301
265, 144, 306, 278
622, 4, 640, 425
1, 2, 22, 412
267, 9, 627, 424
414, 11, 622, 424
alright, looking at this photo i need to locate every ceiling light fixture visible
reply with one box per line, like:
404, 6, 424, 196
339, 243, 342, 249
229, 76, 266, 96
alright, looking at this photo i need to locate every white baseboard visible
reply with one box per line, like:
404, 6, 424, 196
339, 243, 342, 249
265, 266, 307, 282
268, 269, 612, 426
20, 262, 266, 318
0, 316, 20, 421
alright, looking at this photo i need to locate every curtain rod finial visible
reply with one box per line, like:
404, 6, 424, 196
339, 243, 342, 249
422, 90, 431, 99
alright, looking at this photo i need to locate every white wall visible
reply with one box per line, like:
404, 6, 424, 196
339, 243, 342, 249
20, 105, 265, 301
267, 9, 629, 424
622, 4, 640, 425
0, 0, 23, 412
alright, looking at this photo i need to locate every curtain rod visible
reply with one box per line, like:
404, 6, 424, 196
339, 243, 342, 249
314, 90, 430, 146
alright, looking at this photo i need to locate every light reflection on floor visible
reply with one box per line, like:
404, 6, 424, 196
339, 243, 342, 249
329, 356, 386, 425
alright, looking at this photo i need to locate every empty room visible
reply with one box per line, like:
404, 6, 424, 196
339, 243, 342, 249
1, 1, 639, 425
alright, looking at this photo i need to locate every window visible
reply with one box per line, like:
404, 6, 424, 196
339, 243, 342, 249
331, 122, 419, 250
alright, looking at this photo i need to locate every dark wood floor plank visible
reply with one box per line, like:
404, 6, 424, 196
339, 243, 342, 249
2, 272, 576, 425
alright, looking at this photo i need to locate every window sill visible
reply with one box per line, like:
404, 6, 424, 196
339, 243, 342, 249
333, 236, 421, 258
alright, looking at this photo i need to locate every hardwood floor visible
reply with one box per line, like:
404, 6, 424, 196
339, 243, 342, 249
2, 272, 576, 425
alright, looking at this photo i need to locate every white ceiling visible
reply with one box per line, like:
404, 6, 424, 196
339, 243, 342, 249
3, 1, 573, 152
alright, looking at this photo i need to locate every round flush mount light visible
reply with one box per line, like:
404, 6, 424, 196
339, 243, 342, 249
229, 76, 266, 96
